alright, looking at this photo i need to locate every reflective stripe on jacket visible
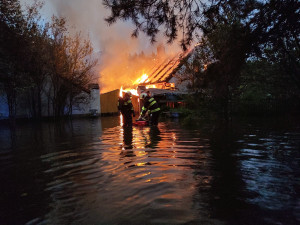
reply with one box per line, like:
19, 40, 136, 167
140, 96, 160, 116
119, 97, 134, 112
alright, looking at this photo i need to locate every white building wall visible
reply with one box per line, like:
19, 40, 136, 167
71, 85, 100, 116
71, 92, 91, 115
89, 88, 101, 115
0, 83, 101, 120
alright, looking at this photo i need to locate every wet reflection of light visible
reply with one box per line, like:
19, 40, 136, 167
136, 151, 147, 157
171, 133, 177, 157
120, 114, 123, 127
132, 127, 151, 149
157, 131, 177, 149
172, 133, 176, 141
119, 126, 125, 150
135, 172, 151, 178
90, 122, 215, 224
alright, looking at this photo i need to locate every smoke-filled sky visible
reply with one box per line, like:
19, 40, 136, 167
21, 0, 182, 92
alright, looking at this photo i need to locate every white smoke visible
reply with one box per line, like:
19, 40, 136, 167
21, 0, 182, 92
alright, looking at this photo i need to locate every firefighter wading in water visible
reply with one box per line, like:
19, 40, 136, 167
118, 91, 135, 127
138, 91, 160, 126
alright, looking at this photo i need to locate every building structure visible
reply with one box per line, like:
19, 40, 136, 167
0, 83, 100, 120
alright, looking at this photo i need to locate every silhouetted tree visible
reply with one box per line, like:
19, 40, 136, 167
48, 18, 97, 117
1, 0, 98, 120
0, 0, 29, 120
103, 0, 300, 117
253, 0, 300, 88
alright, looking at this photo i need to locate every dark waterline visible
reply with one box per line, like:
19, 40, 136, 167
0, 116, 299, 225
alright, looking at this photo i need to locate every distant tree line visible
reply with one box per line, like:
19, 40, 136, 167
0, 0, 97, 120
103, 0, 300, 117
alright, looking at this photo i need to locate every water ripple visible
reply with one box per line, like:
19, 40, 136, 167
0, 118, 299, 225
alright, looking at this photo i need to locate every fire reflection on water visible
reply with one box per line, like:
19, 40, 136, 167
1, 117, 299, 225
112, 123, 194, 186
119, 113, 123, 127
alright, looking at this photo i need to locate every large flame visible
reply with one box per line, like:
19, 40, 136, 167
120, 87, 138, 96
119, 73, 149, 97
119, 71, 175, 96
119, 85, 139, 97
133, 73, 149, 85
119, 86, 123, 97
145, 84, 157, 89
128, 89, 138, 96
99, 45, 182, 94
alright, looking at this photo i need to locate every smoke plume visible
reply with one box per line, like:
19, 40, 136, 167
22, 0, 182, 92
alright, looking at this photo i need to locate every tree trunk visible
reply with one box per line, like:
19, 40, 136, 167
31, 87, 37, 119
6, 89, 17, 122
37, 88, 42, 119
68, 94, 73, 116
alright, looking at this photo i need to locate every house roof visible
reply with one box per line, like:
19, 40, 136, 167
141, 50, 192, 85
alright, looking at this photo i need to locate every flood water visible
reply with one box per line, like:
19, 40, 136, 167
0, 116, 299, 225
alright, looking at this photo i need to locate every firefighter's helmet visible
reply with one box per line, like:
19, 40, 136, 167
140, 93, 147, 99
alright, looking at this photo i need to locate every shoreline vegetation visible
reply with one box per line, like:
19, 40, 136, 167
1, 1, 299, 123
1, 1, 98, 121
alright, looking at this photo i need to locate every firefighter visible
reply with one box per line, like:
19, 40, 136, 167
139, 91, 160, 126
118, 91, 135, 127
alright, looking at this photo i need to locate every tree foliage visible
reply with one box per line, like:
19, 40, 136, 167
104, 0, 207, 49
0, 0, 28, 119
103, 0, 300, 116
103, 0, 260, 49
254, 0, 300, 88
0, 0, 98, 119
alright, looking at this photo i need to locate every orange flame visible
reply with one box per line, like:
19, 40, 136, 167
118, 72, 150, 97
119, 86, 123, 97
120, 87, 138, 96
145, 84, 157, 89
133, 73, 148, 85
127, 89, 138, 96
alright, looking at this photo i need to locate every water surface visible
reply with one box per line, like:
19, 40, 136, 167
0, 116, 299, 224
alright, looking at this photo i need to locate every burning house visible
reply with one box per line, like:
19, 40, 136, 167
136, 51, 190, 92
100, 48, 194, 115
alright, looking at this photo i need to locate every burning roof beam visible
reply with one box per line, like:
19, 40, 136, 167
159, 51, 190, 81
142, 51, 190, 85
157, 55, 184, 82
146, 55, 179, 84
144, 58, 168, 75
145, 57, 174, 83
